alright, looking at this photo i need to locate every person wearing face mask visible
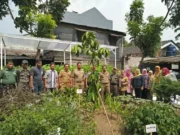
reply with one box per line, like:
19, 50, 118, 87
131, 69, 143, 98
99, 65, 110, 100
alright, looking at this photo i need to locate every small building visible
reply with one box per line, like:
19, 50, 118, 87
44, 7, 126, 68
123, 40, 180, 68
142, 55, 180, 74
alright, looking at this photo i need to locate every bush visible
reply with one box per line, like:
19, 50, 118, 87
154, 78, 180, 103
42, 64, 113, 73
0, 91, 96, 135
124, 102, 180, 135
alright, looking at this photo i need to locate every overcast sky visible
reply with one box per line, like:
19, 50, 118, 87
0, 0, 177, 42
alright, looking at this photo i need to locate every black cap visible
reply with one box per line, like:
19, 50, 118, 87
22, 60, 28, 64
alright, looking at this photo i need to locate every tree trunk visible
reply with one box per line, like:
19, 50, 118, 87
35, 49, 41, 60
138, 55, 145, 69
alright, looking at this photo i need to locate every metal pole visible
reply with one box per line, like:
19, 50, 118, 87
115, 49, 117, 68
4, 46, 6, 66
121, 37, 123, 57
64, 51, 66, 64
69, 44, 72, 66
0, 36, 3, 70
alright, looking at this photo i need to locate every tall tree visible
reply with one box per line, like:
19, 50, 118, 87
126, 0, 168, 67
0, 0, 70, 59
161, 0, 180, 39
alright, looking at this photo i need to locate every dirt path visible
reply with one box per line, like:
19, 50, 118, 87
94, 109, 125, 135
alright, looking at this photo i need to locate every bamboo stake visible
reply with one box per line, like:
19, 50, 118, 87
98, 92, 114, 135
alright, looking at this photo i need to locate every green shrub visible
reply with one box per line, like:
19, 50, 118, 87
124, 102, 180, 135
42, 64, 113, 73
0, 91, 96, 135
154, 78, 180, 103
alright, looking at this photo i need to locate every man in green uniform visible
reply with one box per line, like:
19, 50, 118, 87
99, 65, 110, 100
17, 60, 30, 91
0, 60, 18, 97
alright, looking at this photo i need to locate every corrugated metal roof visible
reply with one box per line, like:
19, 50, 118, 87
143, 55, 180, 63
62, 7, 113, 30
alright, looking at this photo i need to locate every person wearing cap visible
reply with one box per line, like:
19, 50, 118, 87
17, 60, 30, 92
0, 60, 18, 97
110, 67, 119, 97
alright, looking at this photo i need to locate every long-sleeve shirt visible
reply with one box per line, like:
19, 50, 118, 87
142, 75, 150, 89
131, 75, 143, 89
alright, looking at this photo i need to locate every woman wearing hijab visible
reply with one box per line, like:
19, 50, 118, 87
142, 69, 150, 99
131, 69, 143, 98
147, 70, 154, 100
162, 67, 178, 81
120, 70, 129, 95
154, 66, 161, 84
125, 68, 133, 95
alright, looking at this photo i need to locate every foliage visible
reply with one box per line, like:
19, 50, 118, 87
42, 64, 114, 73
0, 0, 70, 36
126, 0, 168, 67
161, 0, 180, 40
123, 38, 135, 47
124, 102, 180, 135
72, 32, 111, 107
72, 32, 110, 65
0, 90, 42, 120
0, 90, 96, 135
153, 78, 180, 103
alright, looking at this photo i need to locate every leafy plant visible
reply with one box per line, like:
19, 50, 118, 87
154, 78, 180, 103
72, 32, 111, 107
126, 0, 168, 67
124, 102, 180, 135
0, 91, 96, 135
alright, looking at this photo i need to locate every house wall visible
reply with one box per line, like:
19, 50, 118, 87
55, 24, 113, 45
124, 56, 151, 68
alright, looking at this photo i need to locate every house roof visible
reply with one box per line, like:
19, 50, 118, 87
160, 40, 179, 51
62, 7, 113, 30
123, 40, 180, 56
123, 46, 141, 55
60, 22, 126, 36
0, 48, 37, 57
143, 55, 180, 64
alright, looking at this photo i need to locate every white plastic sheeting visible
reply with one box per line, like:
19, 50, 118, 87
0, 34, 118, 69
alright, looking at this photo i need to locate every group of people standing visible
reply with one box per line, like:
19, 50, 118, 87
0, 59, 177, 100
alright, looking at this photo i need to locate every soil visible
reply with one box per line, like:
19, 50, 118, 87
94, 108, 126, 135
